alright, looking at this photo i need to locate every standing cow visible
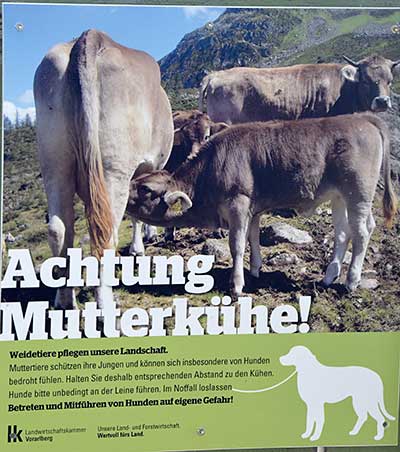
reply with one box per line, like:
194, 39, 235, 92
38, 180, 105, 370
168, 110, 228, 172
199, 55, 399, 123
127, 114, 397, 295
34, 29, 173, 309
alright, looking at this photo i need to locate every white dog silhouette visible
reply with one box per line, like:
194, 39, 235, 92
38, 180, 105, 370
280, 346, 395, 442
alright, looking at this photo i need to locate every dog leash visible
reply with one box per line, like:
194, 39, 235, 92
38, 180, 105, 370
232, 370, 297, 393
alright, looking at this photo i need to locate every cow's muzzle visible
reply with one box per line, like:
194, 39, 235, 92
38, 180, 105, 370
371, 96, 392, 112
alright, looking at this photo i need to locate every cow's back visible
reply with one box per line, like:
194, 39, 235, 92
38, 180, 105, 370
178, 114, 384, 212
202, 64, 349, 124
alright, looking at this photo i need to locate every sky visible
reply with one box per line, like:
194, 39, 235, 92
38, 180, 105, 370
3, 3, 224, 122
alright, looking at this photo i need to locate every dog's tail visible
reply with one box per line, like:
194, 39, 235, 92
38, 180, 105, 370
379, 394, 395, 421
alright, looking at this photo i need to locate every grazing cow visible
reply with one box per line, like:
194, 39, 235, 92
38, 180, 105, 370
127, 113, 397, 295
199, 55, 400, 124
34, 29, 173, 308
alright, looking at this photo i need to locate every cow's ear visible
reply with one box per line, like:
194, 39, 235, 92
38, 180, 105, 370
173, 129, 184, 146
132, 160, 154, 179
341, 65, 359, 83
391, 60, 400, 76
211, 122, 230, 134
164, 191, 192, 213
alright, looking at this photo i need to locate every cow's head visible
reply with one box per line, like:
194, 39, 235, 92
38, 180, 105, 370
127, 170, 192, 226
341, 55, 400, 112
174, 112, 229, 156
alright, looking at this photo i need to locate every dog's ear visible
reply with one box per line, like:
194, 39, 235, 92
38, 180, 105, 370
302, 346, 316, 360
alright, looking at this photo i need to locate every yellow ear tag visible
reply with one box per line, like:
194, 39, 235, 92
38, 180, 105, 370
171, 199, 183, 213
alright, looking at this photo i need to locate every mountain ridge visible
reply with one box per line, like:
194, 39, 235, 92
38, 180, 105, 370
160, 8, 400, 90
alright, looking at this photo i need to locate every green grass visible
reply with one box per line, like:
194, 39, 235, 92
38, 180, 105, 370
339, 13, 378, 34
339, 11, 400, 34
279, 11, 310, 51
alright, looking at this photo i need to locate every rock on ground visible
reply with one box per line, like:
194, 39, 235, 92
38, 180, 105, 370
201, 239, 230, 262
5, 232, 16, 243
262, 222, 313, 245
266, 252, 300, 266
359, 278, 379, 290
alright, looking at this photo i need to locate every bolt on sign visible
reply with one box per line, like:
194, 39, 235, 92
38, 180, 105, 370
1, 2, 400, 452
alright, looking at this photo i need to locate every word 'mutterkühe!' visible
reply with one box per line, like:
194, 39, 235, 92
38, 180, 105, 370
0, 296, 312, 341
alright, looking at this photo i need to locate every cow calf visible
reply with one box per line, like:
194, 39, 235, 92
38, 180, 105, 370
164, 110, 228, 240
127, 113, 397, 295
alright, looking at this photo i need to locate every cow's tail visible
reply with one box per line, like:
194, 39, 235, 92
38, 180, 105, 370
69, 31, 114, 259
380, 121, 398, 229
199, 74, 210, 113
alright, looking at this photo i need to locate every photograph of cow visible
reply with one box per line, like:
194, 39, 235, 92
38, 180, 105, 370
34, 29, 174, 309
127, 114, 396, 296
3, 4, 400, 333
199, 55, 399, 124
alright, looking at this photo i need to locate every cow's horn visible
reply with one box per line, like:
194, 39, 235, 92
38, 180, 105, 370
164, 191, 192, 213
342, 55, 359, 67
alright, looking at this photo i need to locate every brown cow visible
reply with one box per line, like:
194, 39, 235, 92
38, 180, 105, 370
163, 110, 228, 240
166, 110, 228, 172
199, 55, 400, 124
127, 113, 397, 295
34, 30, 173, 308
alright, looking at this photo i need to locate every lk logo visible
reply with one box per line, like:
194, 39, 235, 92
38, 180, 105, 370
7, 425, 23, 443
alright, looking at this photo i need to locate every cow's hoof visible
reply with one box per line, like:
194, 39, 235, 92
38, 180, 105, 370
144, 225, 158, 243
231, 287, 243, 297
374, 434, 384, 441
345, 280, 359, 292
129, 244, 145, 256
130, 250, 144, 256
250, 267, 261, 278
145, 235, 157, 244
301, 432, 310, 439
310, 434, 320, 442
323, 263, 341, 287
322, 276, 337, 288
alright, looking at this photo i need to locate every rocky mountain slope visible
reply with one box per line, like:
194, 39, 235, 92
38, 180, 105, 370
161, 8, 400, 91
